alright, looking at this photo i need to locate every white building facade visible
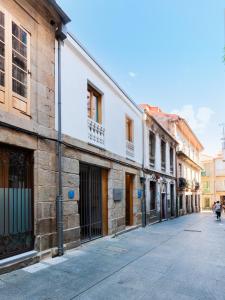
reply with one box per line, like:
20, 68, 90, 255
56, 34, 144, 243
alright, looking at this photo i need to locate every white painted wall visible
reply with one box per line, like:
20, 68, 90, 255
56, 35, 143, 164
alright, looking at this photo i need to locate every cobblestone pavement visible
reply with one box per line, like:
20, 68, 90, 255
1, 212, 225, 300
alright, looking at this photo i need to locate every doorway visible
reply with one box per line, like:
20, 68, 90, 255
161, 183, 167, 220
170, 184, 175, 217
79, 164, 108, 242
0, 144, 34, 259
186, 195, 189, 213
125, 173, 134, 226
161, 193, 166, 220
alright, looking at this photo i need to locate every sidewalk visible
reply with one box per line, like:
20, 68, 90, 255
0, 213, 225, 299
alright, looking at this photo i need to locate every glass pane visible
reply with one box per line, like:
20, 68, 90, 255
0, 56, 4, 71
0, 71, 4, 87
0, 26, 4, 43
13, 65, 27, 84
0, 41, 4, 57
12, 36, 27, 57
12, 22, 27, 45
92, 95, 98, 122
12, 51, 27, 71
0, 12, 4, 27
12, 79, 27, 98
87, 90, 91, 118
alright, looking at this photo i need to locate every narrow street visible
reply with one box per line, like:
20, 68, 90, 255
1, 213, 225, 300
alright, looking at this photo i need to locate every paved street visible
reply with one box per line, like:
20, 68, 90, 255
1, 212, 225, 300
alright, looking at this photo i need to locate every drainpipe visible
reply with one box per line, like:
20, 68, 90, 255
56, 25, 67, 256
141, 112, 146, 227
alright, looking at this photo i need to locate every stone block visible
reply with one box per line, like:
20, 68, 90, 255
36, 218, 56, 235
62, 173, 79, 188
37, 202, 55, 219
63, 214, 80, 230
117, 216, 125, 227
63, 227, 80, 244
62, 157, 79, 174
38, 169, 56, 186
63, 201, 77, 216
38, 186, 56, 202
35, 232, 57, 252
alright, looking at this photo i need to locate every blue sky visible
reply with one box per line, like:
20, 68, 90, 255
58, 0, 225, 156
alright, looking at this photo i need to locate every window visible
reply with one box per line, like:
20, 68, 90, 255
170, 147, 174, 174
149, 131, 155, 167
161, 139, 166, 171
179, 195, 183, 209
203, 181, 210, 193
150, 181, 156, 210
179, 163, 182, 177
12, 22, 28, 98
87, 84, 102, 123
126, 116, 133, 142
0, 8, 30, 114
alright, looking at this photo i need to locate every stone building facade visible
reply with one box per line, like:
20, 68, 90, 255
0, 0, 71, 271
141, 106, 177, 224
145, 106, 203, 216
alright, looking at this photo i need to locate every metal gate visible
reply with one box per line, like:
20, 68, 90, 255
0, 144, 34, 259
79, 164, 102, 242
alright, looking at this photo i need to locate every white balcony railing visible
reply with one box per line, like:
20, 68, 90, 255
126, 140, 134, 158
88, 118, 105, 147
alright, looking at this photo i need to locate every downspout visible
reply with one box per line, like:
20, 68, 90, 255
56, 25, 67, 256
141, 112, 146, 227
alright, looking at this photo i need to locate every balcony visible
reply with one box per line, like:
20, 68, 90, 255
88, 118, 105, 148
126, 140, 134, 159
178, 177, 188, 190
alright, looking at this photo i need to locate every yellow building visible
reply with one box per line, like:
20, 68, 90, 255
201, 153, 225, 209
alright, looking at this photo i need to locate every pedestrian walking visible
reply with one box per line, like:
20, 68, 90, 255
215, 201, 222, 220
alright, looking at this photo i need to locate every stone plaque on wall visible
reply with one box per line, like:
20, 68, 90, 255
113, 189, 123, 201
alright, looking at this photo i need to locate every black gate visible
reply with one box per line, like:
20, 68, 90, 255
0, 144, 34, 259
79, 164, 102, 242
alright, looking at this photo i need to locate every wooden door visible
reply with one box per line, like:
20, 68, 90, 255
125, 174, 133, 226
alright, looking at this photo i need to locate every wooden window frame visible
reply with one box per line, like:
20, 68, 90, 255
0, 5, 30, 116
87, 84, 102, 124
126, 116, 134, 143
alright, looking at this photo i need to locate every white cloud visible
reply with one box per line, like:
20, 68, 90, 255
171, 105, 214, 133
128, 71, 136, 78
